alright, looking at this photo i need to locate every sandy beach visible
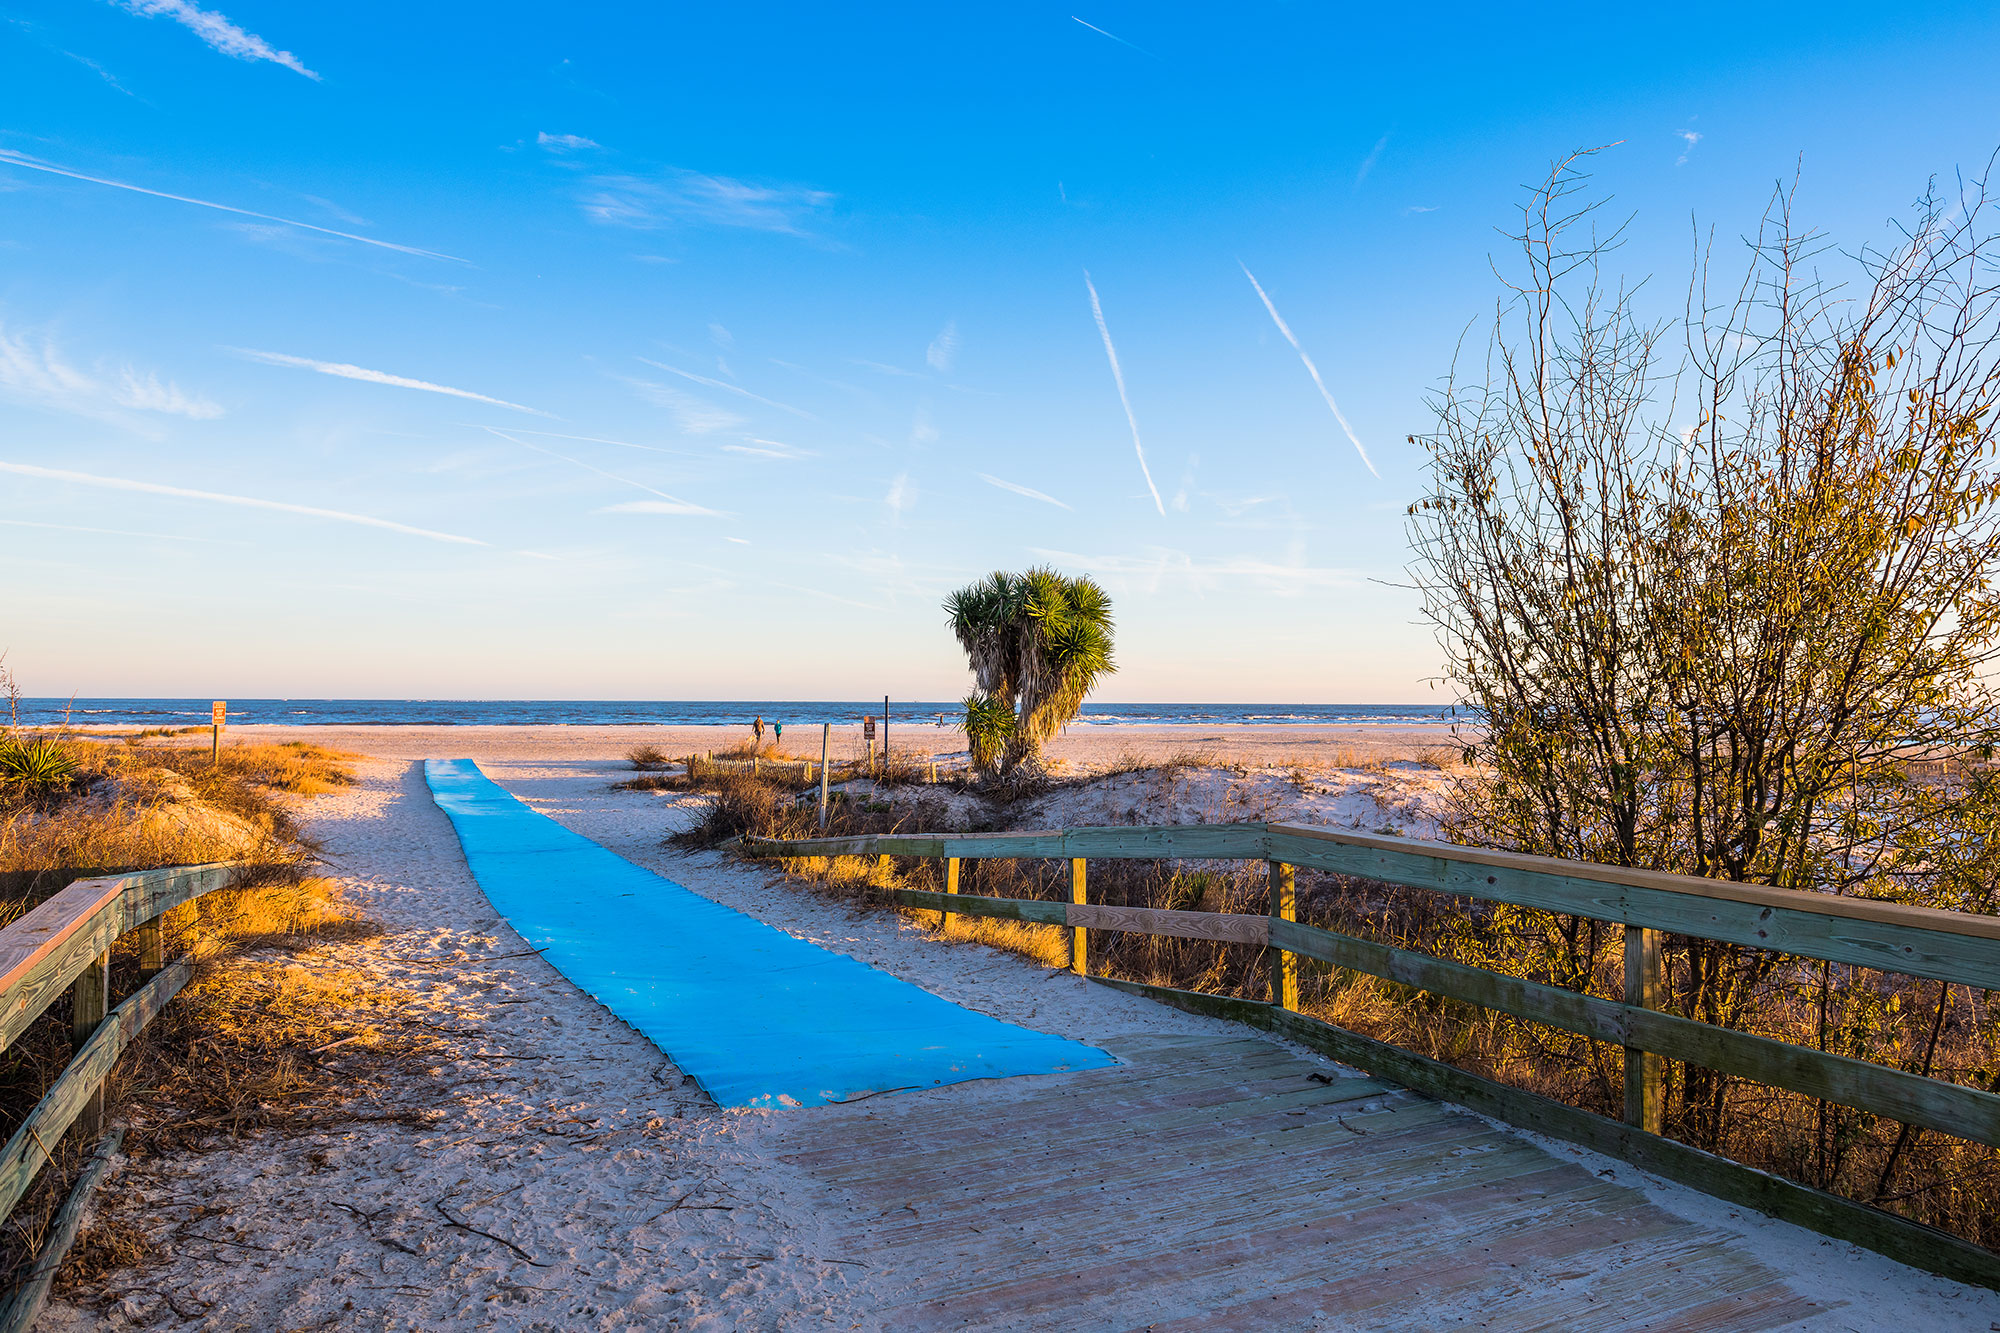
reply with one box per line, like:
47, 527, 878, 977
227, 721, 1467, 771
41, 734, 2000, 1329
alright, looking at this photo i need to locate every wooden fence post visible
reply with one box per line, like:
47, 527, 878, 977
1267, 861, 1298, 1011
819, 724, 832, 829
1070, 858, 1088, 976
1624, 924, 1665, 1134
944, 856, 959, 931
70, 950, 109, 1138
133, 918, 163, 983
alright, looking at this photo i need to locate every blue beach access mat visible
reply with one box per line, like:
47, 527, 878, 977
424, 758, 1114, 1108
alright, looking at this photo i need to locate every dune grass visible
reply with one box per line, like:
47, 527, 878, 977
0, 735, 406, 1295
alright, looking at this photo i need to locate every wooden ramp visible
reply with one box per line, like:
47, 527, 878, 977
772, 1033, 1833, 1331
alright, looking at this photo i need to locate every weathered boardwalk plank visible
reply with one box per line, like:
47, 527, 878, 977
769, 1032, 1834, 1331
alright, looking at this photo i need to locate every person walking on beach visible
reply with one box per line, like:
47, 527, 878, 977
752, 716, 765, 748
773, 721, 783, 747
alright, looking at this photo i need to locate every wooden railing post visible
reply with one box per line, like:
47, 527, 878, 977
1623, 924, 1664, 1134
1267, 861, 1298, 1011
944, 856, 959, 930
818, 724, 831, 829
133, 918, 163, 983
70, 950, 110, 1138
1071, 858, 1088, 976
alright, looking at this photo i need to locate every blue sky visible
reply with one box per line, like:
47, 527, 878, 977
4, 2, 1999, 701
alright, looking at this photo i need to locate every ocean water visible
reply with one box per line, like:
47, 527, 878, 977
17, 699, 1459, 728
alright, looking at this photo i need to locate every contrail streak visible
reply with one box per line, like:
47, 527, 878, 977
0, 150, 464, 262
0, 461, 486, 545
1071, 16, 1154, 56
979, 473, 1072, 510
636, 359, 818, 420
236, 349, 547, 415
1082, 271, 1165, 516
459, 424, 693, 456
482, 427, 723, 516
1239, 262, 1379, 478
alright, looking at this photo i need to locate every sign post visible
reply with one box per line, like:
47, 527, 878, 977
818, 723, 832, 829
862, 715, 876, 774
211, 700, 226, 764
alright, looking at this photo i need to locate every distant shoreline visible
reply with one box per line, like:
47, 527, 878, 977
161, 721, 1471, 768
18, 699, 1463, 730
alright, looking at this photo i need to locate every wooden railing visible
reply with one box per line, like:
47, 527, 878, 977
741, 821, 2000, 1289
0, 862, 247, 1330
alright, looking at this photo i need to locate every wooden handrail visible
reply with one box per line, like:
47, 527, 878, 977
747, 823, 2000, 987
0, 861, 251, 1304
0, 862, 241, 1052
739, 821, 2000, 1286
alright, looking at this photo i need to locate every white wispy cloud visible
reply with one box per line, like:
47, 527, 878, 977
483, 427, 725, 516
0, 322, 222, 424
1355, 133, 1390, 186
1171, 454, 1198, 514
850, 357, 923, 379
979, 473, 1071, 510
926, 320, 959, 372
580, 169, 832, 236
1082, 270, 1165, 516
59, 48, 132, 94
114, 367, 224, 418
235, 349, 549, 415
886, 471, 916, 520
115, 0, 317, 79
624, 378, 745, 434
0, 461, 485, 545
723, 439, 814, 460
1071, 16, 1155, 56
635, 358, 816, 419
1676, 129, 1702, 166
0, 150, 461, 261
537, 132, 598, 151
1238, 262, 1379, 478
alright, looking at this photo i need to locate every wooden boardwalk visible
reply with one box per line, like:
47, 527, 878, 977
773, 1032, 1833, 1331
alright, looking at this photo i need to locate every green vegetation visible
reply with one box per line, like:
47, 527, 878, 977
945, 566, 1116, 782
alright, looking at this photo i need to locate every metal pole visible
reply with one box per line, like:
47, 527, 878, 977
883, 695, 890, 778
818, 723, 832, 829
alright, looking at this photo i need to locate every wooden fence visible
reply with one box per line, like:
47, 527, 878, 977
741, 821, 2000, 1289
0, 862, 246, 1330
685, 755, 951, 786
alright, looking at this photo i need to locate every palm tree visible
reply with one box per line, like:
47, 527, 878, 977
944, 567, 1116, 780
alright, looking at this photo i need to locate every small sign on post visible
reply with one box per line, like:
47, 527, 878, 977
862, 715, 877, 773
211, 700, 226, 764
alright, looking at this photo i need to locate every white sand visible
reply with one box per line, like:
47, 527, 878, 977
226, 720, 1465, 771
43, 736, 2000, 1330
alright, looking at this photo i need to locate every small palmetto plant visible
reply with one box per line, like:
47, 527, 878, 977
945, 566, 1116, 781
0, 734, 79, 802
